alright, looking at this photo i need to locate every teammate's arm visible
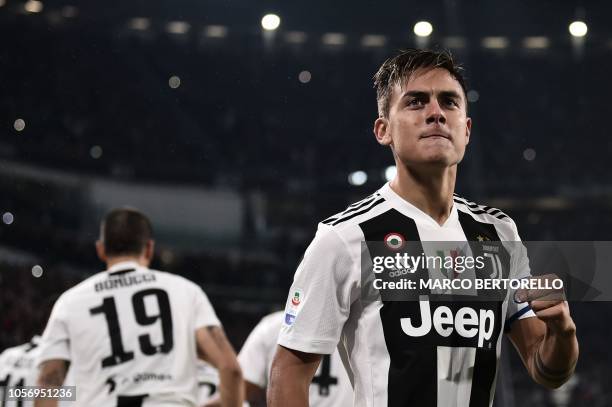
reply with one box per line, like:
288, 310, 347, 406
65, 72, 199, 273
196, 326, 244, 407
267, 345, 322, 407
202, 382, 264, 407
507, 276, 579, 389
34, 359, 68, 407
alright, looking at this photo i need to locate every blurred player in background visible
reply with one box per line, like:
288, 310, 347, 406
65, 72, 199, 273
0, 336, 41, 406
34, 208, 243, 407
239, 310, 353, 407
268, 49, 579, 406
206, 310, 353, 406
196, 360, 220, 405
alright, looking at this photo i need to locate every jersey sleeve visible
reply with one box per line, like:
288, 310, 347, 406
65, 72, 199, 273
37, 295, 71, 364
278, 227, 357, 355
193, 285, 221, 329
505, 219, 536, 332
238, 314, 280, 388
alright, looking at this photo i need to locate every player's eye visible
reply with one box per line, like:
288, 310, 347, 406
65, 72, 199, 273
443, 98, 459, 108
407, 98, 425, 107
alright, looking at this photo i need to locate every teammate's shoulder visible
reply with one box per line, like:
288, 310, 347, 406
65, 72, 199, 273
258, 310, 284, 329
150, 269, 204, 292
319, 189, 387, 230
453, 194, 516, 226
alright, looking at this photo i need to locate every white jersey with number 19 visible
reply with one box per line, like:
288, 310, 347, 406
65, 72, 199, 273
38, 261, 220, 407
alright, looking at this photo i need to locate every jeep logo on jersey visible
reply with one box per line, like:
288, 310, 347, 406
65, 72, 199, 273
384, 232, 405, 250
400, 300, 495, 348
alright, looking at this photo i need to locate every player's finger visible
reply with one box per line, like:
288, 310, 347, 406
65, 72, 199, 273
532, 301, 567, 321
529, 298, 564, 313
514, 274, 565, 303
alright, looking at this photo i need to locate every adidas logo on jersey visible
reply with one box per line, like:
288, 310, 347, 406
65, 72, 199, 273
400, 300, 495, 348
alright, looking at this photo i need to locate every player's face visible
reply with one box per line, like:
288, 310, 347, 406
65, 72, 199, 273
375, 68, 471, 169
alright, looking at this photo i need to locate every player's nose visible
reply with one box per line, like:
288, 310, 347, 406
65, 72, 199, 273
425, 99, 446, 125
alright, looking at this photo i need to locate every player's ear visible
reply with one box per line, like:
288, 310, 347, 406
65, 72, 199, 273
95, 240, 106, 263
144, 240, 155, 263
374, 117, 392, 146
465, 117, 472, 145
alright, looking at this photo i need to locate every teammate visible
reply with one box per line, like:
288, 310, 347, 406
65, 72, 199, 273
35, 208, 243, 407
0, 336, 41, 407
268, 49, 579, 406
238, 311, 352, 406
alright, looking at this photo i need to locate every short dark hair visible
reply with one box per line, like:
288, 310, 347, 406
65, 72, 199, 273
100, 207, 153, 257
373, 48, 467, 118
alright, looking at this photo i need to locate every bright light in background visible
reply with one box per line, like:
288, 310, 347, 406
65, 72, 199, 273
298, 70, 311, 84
205, 25, 227, 38
0, 0, 6, 7
32, 265, 43, 278
24, 0, 43, 13
361, 35, 386, 47
261, 14, 281, 31
166, 21, 190, 35
569, 21, 588, 37
322, 33, 346, 46
467, 90, 479, 103
14, 118, 25, 132
2, 212, 14, 225
523, 36, 549, 49
385, 166, 397, 182
168, 75, 181, 88
523, 148, 536, 161
285, 31, 306, 44
482, 36, 509, 49
348, 171, 367, 186
413, 21, 433, 37
129, 17, 150, 31
90, 145, 103, 159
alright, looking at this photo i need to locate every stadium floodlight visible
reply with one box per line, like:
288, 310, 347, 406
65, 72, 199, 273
2, 212, 14, 225
129, 17, 150, 31
205, 25, 227, 38
361, 35, 387, 48
569, 21, 587, 37
482, 36, 509, 49
322, 33, 346, 46
166, 21, 190, 35
32, 265, 44, 278
523, 36, 550, 49
413, 21, 433, 37
14, 118, 25, 132
261, 14, 281, 31
384, 166, 397, 182
24, 0, 43, 13
348, 171, 368, 186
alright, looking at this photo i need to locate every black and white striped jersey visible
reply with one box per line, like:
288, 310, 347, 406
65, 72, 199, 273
278, 183, 534, 407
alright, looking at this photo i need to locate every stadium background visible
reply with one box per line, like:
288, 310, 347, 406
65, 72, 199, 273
1, 0, 610, 405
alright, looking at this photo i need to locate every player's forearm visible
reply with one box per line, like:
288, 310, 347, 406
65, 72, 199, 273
34, 399, 58, 407
35, 360, 66, 407
532, 325, 579, 388
267, 370, 309, 407
218, 363, 244, 407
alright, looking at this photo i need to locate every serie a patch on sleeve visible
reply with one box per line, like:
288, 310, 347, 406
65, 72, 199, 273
283, 288, 304, 326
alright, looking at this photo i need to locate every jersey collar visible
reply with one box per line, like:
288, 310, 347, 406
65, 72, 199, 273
379, 182, 458, 228
107, 260, 142, 274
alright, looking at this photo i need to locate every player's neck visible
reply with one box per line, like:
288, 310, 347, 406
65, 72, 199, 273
105, 255, 149, 269
390, 164, 456, 226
